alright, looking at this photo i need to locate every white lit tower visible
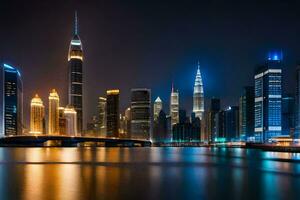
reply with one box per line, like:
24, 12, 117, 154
170, 83, 179, 127
193, 61, 204, 120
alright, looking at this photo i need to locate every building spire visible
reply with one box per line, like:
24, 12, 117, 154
74, 11, 78, 35
171, 82, 174, 93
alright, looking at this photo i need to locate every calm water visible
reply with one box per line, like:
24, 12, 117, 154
0, 147, 299, 200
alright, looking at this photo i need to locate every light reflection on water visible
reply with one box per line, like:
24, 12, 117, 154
0, 147, 299, 199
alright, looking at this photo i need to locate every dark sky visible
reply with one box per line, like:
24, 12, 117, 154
1, 0, 300, 129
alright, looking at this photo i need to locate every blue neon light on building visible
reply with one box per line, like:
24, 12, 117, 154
254, 54, 282, 142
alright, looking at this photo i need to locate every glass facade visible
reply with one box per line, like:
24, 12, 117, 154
0, 63, 23, 136
254, 56, 282, 142
130, 89, 151, 140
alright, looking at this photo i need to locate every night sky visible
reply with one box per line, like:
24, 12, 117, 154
1, 0, 300, 129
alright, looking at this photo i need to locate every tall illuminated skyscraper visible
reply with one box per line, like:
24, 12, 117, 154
106, 90, 120, 138
170, 84, 179, 127
295, 65, 300, 139
68, 11, 83, 134
0, 63, 23, 136
98, 97, 106, 136
64, 105, 77, 136
30, 94, 45, 134
193, 62, 204, 120
254, 52, 282, 142
130, 88, 151, 140
48, 89, 59, 135
153, 96, 162, 121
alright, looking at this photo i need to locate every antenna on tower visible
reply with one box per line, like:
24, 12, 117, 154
74, 11, 78, 35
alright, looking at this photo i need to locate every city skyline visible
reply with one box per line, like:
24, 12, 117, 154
1, 1, 300, 130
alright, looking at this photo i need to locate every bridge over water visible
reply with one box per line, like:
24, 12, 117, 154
0, 135, 152, 147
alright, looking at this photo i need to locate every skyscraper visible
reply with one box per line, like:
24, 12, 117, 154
193, 62, 204, 120
153, 96, 162, 121
48, 89, 59, 135
0, 63, 23, 136
106, 90, 120, 138
170, 84, 179, 127
131, 88, 151, 140
224, 106, 240, 141
98, 97, 106, 137
124, 107, 131, 138
282, 95, 295, 136
58, 107, 66, 135
68, 11, 83, 134
208, 98, 221, 142
30, 94, 45, 134
239, 86, 254, 141
295, 65, 300, 139
64, 105, 77, 136
152, 110, 168, 143
254, 53, 282, 142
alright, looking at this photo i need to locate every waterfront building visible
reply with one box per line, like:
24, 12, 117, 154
153, 110, 168, 143
48, 89, 59, 135
215, 110, 225, 141
224, 106, 240, 141
86, 116, 99, 136
254, 53, 282, 142
282, 95, 295, 136
68, 11, 83, 134
64, 105, 77, 136
208, 98, 221, 142
130, 88, 151, 140
239, 86, 254, 141
106, 90, 120, 138
124, 107, 131, 138
30, 94, 45, 134
153, 97, 162, 121
193, 62, 204, 120
0, 63, 23, 136
98, 97, 106, 137
170, 84, 179, 127
295, 65, 300, 139
200, 111, 209, 142
58, 107, 66, 135
172, 110, 201, 142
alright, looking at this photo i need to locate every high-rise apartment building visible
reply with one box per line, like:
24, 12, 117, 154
130, 88, 151, 140
30, 94, 45, 134
106, 90, 119, 137
254, 53, 282, 142
48, 89, 59, 135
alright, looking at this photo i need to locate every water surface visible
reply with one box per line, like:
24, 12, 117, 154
0, 147, 299, 200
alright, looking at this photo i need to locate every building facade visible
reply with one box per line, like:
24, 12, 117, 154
130, 88, 151, 140
98, 97, 106, 137
282, 95, 295, 136
30, 94, 45, 134
254, 53, 282, 142
239, 86, 254, 141
106, 90, 120, 138
193, 62, 204, 120
295, 66, 300, 139
0, 63, 23, 136
208, 98, 220, 142
153, 96, 163, 122
48, 89, 59, 135
68, 12, 83, 134
64, 105, 77, 136
224, 106, 240, 141
170, 85, 179, 127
